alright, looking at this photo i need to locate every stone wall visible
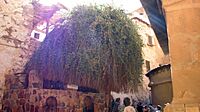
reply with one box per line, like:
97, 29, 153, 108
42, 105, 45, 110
0, 0, 34, 81
0, 0, 39, 108
2, 89, 107, 112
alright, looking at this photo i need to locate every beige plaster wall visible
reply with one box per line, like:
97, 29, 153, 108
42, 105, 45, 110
163, 0, 200, 111
163, 0, 200, 104
134, 18, 169, 86
137, 21, 169, 71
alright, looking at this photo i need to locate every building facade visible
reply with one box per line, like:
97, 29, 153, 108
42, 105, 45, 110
141, 0, 200, 111
131, 7, 169, 94
112, 7, 170, 103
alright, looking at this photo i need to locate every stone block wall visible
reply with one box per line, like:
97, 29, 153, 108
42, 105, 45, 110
2, 89, 107, 112
0, 0, 40, 108
0, 0, 35, 78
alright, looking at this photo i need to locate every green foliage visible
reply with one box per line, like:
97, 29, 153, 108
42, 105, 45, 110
25, 5, 143, 92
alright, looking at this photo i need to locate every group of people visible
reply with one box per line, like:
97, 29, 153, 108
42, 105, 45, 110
82, 96, 162, 112
110, 97, 162, 112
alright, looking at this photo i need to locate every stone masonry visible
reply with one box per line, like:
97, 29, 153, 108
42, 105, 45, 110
2, 89, 107, 112
0, 0, 39, 108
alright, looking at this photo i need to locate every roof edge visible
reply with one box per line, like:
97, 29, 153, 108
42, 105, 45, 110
146, 64, 171, 77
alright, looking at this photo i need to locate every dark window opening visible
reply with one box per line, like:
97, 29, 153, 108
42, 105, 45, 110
146, 60, 151, 72
78, 86, 99, 93
139, 12, 144, 15
43, 79, 64, 89
148, 35, 154, 46
34, 33, 40, 39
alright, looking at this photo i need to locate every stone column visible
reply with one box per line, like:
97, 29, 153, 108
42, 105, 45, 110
163, 0, 200, 112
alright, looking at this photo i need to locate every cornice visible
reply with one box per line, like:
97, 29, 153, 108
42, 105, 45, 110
163, 0, 200, 12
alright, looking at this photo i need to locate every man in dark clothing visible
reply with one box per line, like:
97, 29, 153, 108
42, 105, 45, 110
136, 102, 143, 112
112, 98, 120, 112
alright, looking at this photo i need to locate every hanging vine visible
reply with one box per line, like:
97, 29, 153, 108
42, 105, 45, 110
25, 5, 143, 92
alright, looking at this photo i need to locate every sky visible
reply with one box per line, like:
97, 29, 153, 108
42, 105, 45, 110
39, 0, 142, 12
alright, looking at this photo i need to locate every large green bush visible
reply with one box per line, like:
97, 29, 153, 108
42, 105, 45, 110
25, 5, 143, 92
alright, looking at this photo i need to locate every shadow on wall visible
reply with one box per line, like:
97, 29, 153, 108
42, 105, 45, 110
140, 0, 169, 55
10, 69, 99, 93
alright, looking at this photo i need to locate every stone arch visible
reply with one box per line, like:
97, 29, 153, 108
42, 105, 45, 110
83, 96, 94, 112
43, 96, 57, 112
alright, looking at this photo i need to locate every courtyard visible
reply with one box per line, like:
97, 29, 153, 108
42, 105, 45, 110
0, 0, 199, 112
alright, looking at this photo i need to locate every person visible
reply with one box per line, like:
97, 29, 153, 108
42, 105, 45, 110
143, 105, 150, 112
136, 102, 143, 112
156, 105, 162, 112
123, 97, 136, 112
83, 96, 94, 112
112, 98, 120, 112
148, 104, 157, 112
108, 95, 115, 112
131, 99, 137, 108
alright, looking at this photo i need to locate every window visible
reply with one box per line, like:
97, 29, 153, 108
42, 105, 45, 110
139, 12, 143, 15
147, 35, 154, 46
34, 33, 40, 39
145, 60, 151, 72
